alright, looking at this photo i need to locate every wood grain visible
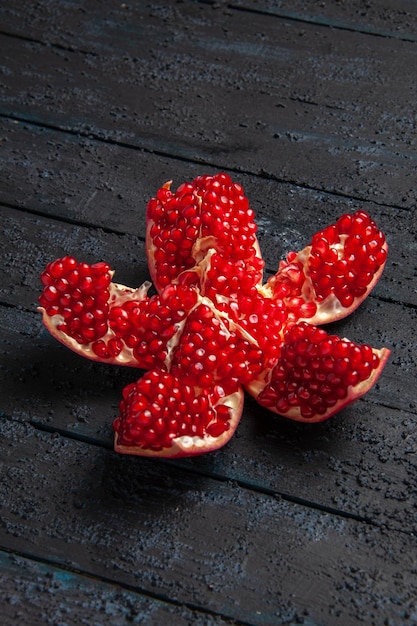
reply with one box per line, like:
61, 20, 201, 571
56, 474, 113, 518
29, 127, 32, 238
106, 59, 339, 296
1, 1, 416, 623
1, 1, 416, 208
0, 419, 416, 626
233, 0, 417, 40
1, 121, 416, 308
1, 299, 415, 531
0, 550, 233, 626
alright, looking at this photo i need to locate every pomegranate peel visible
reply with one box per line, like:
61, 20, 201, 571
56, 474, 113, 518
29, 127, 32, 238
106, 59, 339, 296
39, 173, 390, 458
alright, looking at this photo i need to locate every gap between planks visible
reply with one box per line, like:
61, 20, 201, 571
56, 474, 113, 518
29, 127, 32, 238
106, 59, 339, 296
20, 415, 410, 534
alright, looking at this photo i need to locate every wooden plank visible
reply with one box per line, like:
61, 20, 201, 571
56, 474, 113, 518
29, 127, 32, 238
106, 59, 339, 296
233, 0, 417, 40
1, 163, 415, 531
2, 1, 415, 621
1, 200, 415, 529
2, 0, 417, 47
1, 1, 416, 208
1, 299, 415, 530
1, 418, 416, 626
1, 121, 416, 308
0, 551, 233, 626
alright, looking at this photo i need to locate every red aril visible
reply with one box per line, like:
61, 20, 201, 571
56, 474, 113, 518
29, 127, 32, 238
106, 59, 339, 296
39, 173, 390, 456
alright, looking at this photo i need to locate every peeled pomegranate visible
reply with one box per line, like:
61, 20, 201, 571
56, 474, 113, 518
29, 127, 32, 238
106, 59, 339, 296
39, 173, 390, 457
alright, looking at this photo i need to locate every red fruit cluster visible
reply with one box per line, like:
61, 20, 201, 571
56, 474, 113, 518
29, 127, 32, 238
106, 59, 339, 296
146, 173, 264, 292
267, 210, 388, 324
258, 322, 383, 420
40, 257, 111, 345
309, 212, 388, 308
114, 371, 233, 452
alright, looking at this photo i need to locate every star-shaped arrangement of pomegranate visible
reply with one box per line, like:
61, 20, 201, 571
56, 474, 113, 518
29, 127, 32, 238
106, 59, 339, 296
39, 173, 390, 457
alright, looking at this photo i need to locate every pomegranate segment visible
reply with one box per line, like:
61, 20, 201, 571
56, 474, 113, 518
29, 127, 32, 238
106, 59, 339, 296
39, 175, 391, 458
113, 370, 244, 457
264, 210, 388, 325
39, 257, 198, 369
39, 256, 113, 344
170, 302, 267, 388
248, 322, 390, 423
146, 172, 264, 293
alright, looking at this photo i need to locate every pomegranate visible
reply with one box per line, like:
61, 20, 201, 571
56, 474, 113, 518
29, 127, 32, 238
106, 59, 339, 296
39, 173, 390, 457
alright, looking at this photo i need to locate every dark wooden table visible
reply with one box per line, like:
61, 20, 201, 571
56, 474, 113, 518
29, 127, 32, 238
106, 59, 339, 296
1, 1, 416, 624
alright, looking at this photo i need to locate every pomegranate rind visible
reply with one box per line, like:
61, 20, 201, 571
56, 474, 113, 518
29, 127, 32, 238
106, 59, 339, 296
295, 242, 388, 325
267, 346, 391, 423
113, 387, 244, 458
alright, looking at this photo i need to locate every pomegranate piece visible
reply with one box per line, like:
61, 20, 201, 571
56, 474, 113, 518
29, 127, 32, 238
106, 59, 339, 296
39, 258, 197, 370
146, 172, 264, 294
113, 370, 244, 457
263, 210, 388, 325
39, 173, 390, 457
247, 322, 390, 423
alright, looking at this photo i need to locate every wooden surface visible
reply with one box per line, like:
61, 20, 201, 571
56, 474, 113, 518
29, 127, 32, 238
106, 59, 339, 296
1, 1, 416, 624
